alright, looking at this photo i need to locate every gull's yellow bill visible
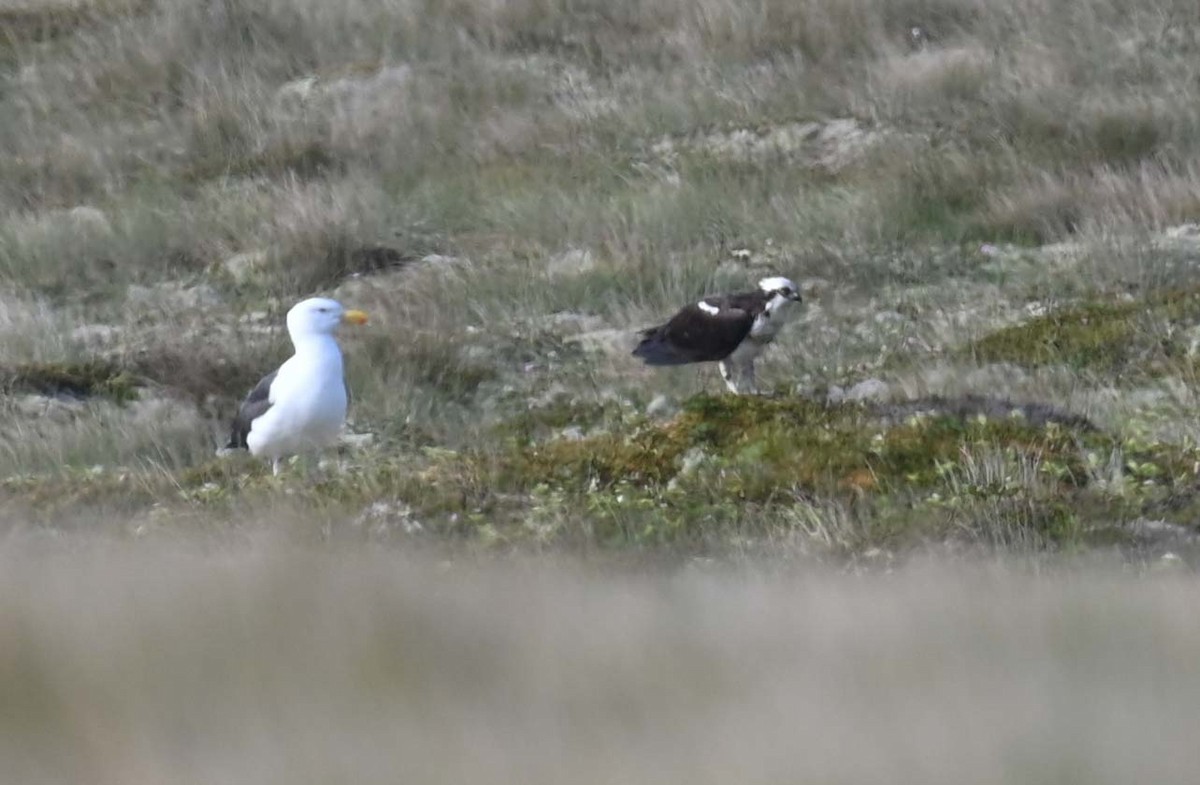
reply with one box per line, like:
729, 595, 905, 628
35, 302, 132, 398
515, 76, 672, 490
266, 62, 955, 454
342, 309, 369, 325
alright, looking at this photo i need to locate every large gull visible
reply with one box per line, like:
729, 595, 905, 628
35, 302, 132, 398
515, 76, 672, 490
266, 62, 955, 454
226, 297, 368, 474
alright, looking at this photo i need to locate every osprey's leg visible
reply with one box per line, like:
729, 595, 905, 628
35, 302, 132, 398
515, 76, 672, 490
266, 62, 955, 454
718, 360, 740, 395
721, 357, 757, 396
740, 359, 759, 395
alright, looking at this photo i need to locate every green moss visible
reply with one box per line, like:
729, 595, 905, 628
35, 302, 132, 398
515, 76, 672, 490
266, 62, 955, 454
2, 361, 140, 403
499, 398, 621, 442
490, 393, 1200, 551
11, 390, 1195, 558
513, 395, 1109, 500
966, 286, 1200, 373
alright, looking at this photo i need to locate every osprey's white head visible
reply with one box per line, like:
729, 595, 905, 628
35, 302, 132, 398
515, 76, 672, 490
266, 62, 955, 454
286, 297, 369, 342
758, 276, 802, 315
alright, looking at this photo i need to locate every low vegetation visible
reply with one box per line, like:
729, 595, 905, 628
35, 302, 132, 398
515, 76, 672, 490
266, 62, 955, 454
2, 0, 1200, 565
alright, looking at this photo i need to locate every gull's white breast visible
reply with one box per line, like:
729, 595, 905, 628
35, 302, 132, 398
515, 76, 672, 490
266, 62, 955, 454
246, 347, 347, 458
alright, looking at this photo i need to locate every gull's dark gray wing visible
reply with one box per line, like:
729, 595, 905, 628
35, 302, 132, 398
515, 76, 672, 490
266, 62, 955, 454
226, 370, 276, 449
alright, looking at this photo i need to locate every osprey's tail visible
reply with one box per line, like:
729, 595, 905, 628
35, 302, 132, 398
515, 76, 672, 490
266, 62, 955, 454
632, 327, 694, 366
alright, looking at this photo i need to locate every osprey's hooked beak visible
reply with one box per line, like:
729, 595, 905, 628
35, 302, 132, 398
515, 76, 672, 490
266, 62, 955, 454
342, 309, 369, 325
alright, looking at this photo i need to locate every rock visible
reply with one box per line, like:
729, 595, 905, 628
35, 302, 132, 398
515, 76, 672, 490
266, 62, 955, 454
534, 311, 608, 335
646, 394, 676, 419
420, 254, 462, 266
66, 206, 112, 237
12, 393, 85, 423
873, 310, 906, 325
546, 248, 597, 277
1164, 223, 1200, 239
129, 394, 198, 426
570, 327, 630, 358
340, 432, 375, 449
1152, 553, 1186, 572
963, 363, 1030, 391
460, 344, 492, 363
70, 323, 124, 350
221, 250, 270, 282
528, 383, 571, 409
126, 281, 222, 311
653, 118, 880, 172
275, 75, 319, 107
1156, 224, 1200, 254
843, 378, 890, 403
1126, 519, 1200, 549
668, 447, 711, 490
355, 500, 423, 537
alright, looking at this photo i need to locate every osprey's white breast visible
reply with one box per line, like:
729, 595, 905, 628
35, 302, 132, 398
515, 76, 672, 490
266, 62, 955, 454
750, 295, 797, 340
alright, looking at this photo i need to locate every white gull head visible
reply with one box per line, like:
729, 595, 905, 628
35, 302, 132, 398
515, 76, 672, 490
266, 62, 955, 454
286, 297, 368, 343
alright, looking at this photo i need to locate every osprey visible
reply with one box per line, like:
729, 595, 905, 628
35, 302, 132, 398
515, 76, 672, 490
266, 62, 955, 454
226, 297, 368, 475
633, 276, 802, 395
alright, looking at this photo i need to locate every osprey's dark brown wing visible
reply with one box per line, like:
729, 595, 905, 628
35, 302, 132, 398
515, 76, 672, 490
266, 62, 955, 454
226, 370, 276, 449
633, 294, 762, 365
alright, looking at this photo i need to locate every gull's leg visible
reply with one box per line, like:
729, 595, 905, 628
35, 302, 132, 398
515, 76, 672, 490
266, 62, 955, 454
272, 457, 281, 476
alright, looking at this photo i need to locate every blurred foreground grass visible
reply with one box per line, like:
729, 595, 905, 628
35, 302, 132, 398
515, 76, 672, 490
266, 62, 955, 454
1, 542, 1199, 785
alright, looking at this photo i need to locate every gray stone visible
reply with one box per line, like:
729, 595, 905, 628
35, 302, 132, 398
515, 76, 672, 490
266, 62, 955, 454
420, 254, 461, 266
66, 206, 113, 237
339, 432, 376, 449
546, 248, 597, 277
570, 328, 630, 358
13, 394, 85, 422
646, 394, 677, 419
126, 281, 222, 311
844, 378, 890, 402
221, 250, 270, 282
70, 323, 124, 349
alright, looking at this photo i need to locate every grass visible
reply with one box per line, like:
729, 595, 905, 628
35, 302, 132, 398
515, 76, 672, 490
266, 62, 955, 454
7, 2, 1200, 776
4, 548, 1200, 784
1, 0, 1200, 561
966, 286, 1200, 375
